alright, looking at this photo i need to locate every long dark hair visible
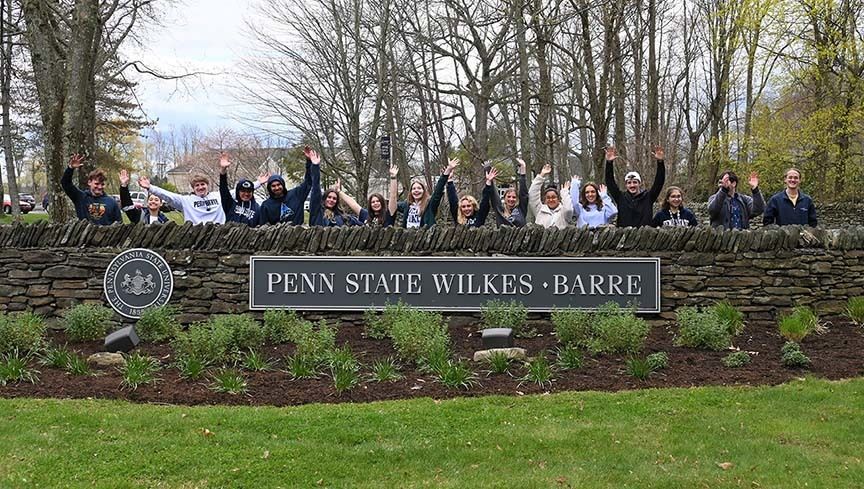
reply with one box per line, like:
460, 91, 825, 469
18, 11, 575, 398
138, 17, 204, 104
579, 182, 604, 211
367, 193, 387, 226
661, 186, 684, 211
322, 190, 345, 221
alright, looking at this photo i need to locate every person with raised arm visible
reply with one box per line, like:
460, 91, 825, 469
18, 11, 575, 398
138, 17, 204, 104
446, 161, 491, 227
139, 157, 226, 224
604, 146, 666, 227
652, 187, 698, 227
119, 169, 168, 224
337, 187, 390, 227
708, 170, 764, 229
762, 168, 818, 227
310, 178, 364, 227
387, 159, 453, 229
528, 163, 573, 230
485, 159, 530, 227
257, 146, 318, 226
61, 154, 122, 225
568, 176, 617, 228
218, 152, 268, 226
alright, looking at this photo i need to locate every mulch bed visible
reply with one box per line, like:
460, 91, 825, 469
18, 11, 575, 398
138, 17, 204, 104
2, 319, 863, 407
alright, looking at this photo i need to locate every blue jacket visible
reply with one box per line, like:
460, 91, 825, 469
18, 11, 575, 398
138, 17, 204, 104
309, 169, 367, 227
220, 174, 260, 226
257, 159, 314, 226
485, 174, 528, 227
763, 190, 817, 226
61, 167, 122, 225
395, 174, 448, 228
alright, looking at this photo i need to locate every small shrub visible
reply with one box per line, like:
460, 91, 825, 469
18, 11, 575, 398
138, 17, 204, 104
844, 297, 864, 326
646, 351, 669, 371
135, 305, 181, 343
40, 345, 73, 369
368, 357, 402, 382
722, 351, 751, 368
674, 306, 732, 350
0, 312, 46, 354
551, 308, 592, 347
63, 304, 113, 341
485, 350, 512, 375
437, 360, 479, 390
481, 299, 532, 337
781, 349, 811, 368
0, 350, 39, 385
781, 341, 802, 356
285, 353, 319, 379
417, 344, 451, 376
588, 303, 649, 355
281, 319, 337, 364
119, 353, 160, 390
210, 368, 247, 394
211, 314, 265, 351
263, 310, 305, 344
64, 353, 92, 376
778, 306, 818, 342
555, 346, 583, 370
712, 301, 745, 336
626, 357, 653, 380
241, 349, 273, 372
172, 321, 234, 365
364, 302, 409, 340
388, 308, 450, 364
176, 356, 209, 380
331, 364, 360, 393
327, 345, 360, 372
520, 354, 554, 388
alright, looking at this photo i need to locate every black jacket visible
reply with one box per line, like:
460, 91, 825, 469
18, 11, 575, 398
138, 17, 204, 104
605, 160, 665, 228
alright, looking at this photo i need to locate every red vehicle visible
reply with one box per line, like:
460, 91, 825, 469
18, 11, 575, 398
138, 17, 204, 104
3, 194, 32, 214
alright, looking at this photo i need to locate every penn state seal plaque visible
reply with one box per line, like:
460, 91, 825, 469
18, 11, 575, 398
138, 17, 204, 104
104, 248, 173, 318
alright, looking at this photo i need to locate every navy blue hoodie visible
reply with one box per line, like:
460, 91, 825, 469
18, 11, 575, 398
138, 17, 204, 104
763, 190, 818, 226
61, 167, 122, 225
446, 180, 490, 227
257, 159, 314, 226
220, 174, 260, 226
308, 165, 366, 227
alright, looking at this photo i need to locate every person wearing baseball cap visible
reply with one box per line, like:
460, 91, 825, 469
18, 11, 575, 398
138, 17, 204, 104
604, 145, 666, 227
218, 152, 267, 226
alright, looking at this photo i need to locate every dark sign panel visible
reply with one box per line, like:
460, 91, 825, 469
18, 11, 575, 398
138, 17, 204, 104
249, 256, 660, 312
380, 135, 391, 161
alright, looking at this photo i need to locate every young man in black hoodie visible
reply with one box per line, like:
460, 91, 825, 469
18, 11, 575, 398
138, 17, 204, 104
604, 146, 666, 228
257, 146, 320, 226
218, 152, 266, 226
61, 154, 122, 225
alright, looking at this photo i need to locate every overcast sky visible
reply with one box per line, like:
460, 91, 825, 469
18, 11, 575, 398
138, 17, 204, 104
126, 0, 253, 133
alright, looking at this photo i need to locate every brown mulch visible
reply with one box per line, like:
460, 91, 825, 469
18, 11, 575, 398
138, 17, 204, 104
2, 319, 863, 407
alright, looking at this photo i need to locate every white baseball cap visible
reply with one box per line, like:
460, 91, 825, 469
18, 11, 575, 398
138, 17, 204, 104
624, 171, 642, 183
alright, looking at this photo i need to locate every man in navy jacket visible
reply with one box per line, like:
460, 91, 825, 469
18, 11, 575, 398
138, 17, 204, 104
61, 154, 122, 225
257, 146, 318, 226
763, 168, 818, 226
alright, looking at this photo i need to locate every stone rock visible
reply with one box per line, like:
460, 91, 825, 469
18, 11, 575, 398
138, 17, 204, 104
87, 352, 126, 368
42, 265, 90, 279
473, 348, 527, 363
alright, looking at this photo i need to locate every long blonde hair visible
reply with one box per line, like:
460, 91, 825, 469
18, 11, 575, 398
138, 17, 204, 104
457, 195, 479, 225
501, 188, 518, 218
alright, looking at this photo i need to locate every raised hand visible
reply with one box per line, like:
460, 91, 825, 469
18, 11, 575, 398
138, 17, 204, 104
540, 164, 552, 177
604, 147, 617, 161
720, 173, 731, 191
517, 159, 526, 175
651, 146, 665, 161
749, 171, 759, 189
599, 184, 608, 195
219, 152, 231, 169
331, 178, 342, 192
303, 145, 321, 165
138, 176, 151, 190
68, 153, 85, 169
446, 158, 459, 173
486, 167, 499, 184
389, 164, 399, 178
119, 169, 130, 187
257, 172, 270, 185
562, 179, 571, 191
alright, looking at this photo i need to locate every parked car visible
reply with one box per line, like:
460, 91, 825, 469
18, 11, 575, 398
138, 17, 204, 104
129, 191, 147, 207
3, 194, 32, 214
19, 193, 36, 209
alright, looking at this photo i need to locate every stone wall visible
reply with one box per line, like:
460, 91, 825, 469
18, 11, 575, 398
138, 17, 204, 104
687, 202, 864, 229
1, 222, 863, 323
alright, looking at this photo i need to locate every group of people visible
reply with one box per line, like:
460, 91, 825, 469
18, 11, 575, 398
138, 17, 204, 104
61, 145, 818, 231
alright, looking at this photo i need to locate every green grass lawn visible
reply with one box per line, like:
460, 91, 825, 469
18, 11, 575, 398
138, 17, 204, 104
0, 212, 49, 225
1, 377, 862, 488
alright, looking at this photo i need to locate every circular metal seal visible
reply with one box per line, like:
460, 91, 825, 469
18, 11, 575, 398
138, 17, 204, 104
103, 248, 174, 319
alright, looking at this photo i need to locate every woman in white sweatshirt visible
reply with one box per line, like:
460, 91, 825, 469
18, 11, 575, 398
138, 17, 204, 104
569, 177, 617, 228
528, 164, 573, 229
